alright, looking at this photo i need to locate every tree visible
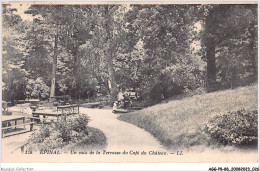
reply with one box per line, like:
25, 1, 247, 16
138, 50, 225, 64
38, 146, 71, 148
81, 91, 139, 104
2, 4, 29, 102
122, 5, 203, 101
26, 5, 61, 98
4, 3, 256, 104
78, 5, 130, 103
23, 19, 52, 82
200, 4, 257, 91
26, 5, 92, 99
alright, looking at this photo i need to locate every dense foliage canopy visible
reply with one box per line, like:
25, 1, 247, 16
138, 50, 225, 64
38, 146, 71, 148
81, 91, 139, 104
2, 4, 257, 104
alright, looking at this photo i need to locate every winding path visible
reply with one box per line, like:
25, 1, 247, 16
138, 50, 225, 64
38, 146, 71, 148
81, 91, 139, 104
80, 108, 166, 152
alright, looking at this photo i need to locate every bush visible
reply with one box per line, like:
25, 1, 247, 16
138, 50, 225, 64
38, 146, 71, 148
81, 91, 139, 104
146, 73, 184, 102
27, 123, 64, 151
27, 114, 90, 151
205, 109, 258, 146
2, 68, 27, 102
71, 115, 89, 133
55, 121, 72, 142
26, 77, 50, 99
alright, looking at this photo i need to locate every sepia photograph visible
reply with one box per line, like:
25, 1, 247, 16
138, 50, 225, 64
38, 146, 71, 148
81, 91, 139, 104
1, 1, 258, 166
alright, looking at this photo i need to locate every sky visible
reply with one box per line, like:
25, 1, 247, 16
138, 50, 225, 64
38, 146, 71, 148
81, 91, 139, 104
10, 3, 33, 21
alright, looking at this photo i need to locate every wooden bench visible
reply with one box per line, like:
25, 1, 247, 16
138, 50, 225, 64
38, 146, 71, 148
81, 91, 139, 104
16, 100, 26, 104
32, 111, 63, 122
2, 116, 36, 138
133, 107, 143, 110
51, 95, 70, 104
29, 116, 58, 123
57, 104, 80, 115
112, 109, 129, 113
11, 142, 29, 154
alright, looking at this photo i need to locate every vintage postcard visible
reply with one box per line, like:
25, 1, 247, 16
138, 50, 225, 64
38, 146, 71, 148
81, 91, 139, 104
1, 1, 258, 165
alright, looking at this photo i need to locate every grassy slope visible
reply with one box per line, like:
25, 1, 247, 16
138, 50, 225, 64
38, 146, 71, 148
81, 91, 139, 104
118, 85, 258, 150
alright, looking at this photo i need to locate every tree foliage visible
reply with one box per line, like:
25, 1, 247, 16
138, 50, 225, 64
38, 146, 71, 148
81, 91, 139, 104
2, 3, 257, 104
2, 4, 28, 101
199, 4, 257, 91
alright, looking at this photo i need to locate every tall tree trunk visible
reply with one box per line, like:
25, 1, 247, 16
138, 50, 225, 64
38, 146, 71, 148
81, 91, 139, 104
50, 34, 58, 99
72, 47, 80, 99
204, 9, 217, 92
107, 51, 117, 104
206, 39, 217, 92
104, 6, 117, 105
254, 50, 257, 79
249, 23, 258, 80
248, 5, 258, 80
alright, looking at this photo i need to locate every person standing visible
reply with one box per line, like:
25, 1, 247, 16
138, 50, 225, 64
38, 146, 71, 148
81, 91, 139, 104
123, 93, 130, 109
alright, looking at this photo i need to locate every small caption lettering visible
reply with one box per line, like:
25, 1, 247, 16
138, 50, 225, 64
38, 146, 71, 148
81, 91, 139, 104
1, 167, 34, 171
208, 167, 259, 171
24, 149, 184, 156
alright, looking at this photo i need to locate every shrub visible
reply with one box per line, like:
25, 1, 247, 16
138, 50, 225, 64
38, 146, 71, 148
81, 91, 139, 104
2, 68, 27, 102
55, 121, 72, 142
27, 114, 89, 151
26, 123, 64, 151
26, 77, 50, 99
71, 115, 90, 133
205, 109, 258, 146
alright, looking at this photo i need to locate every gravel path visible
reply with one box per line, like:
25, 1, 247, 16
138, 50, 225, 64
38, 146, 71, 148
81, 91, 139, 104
80, 108, 166, 152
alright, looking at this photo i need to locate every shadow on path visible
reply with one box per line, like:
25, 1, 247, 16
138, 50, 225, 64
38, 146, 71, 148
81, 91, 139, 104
62, 127, 107, 151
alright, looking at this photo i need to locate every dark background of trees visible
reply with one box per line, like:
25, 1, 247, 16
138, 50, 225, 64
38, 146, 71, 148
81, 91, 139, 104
2, 4, 257, 105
